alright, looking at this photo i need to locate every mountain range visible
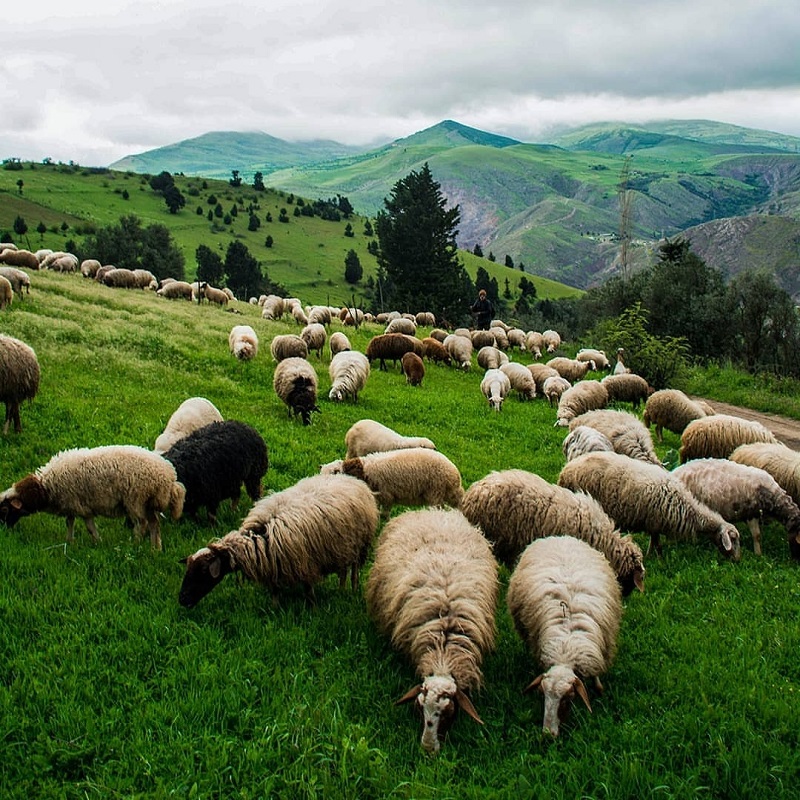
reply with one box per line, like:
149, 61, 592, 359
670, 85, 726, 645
110, 119, 800, 296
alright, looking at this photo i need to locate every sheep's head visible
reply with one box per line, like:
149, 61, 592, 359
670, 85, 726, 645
525, 664, 591, 737
328, 387, 345, 402
716, 522, 742, 561
0, 475, 47, 527
395, 675, 483, 754
179, 545, 235, 608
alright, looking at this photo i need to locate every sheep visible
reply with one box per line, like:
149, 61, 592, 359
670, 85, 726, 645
270, 334, 309, 362
679, 414, 779, 462
154, 397, 223, 454
542, 329, 561, 353
228, 325, 259, 361
0, 266, 31, 299
320, 447, 463, 520
415, 311, 436, 327
569, 409, 663, 466
0, 276, 11, 311
489, 327, 509, 350
643, 389, 713, 442
730, 441, 800, 510
340, 307, 365, 326
526, 331, 544, 359
401, 352, 425, 386
453, 327, 472, 339
562, 425, 615, 462
429, 328, 448, 343
557, 451, 741, 560
421, 337, 451, 366
365, 333, 417, 371
131, 269, 158, 290
365, 507, 498, 753
443, 334, 473, 371
476, 346, 508, 371
506, 328, 527, 350
460, 469, 645, 595
480, 368, 511, 412
0, 248, 39, 270
157, 280, 194, 300
490, 319, 510, 332
385, 317, 417, 336
0, 445, 185, 550
577, 348, 611, 370
0, 335, 40, 434
301, 323, 327, 359
471, 329, 496, 350
672, 458, 800, 558
43, 251, 78, 272
329, 331, 351, 357
500, 361, 537, 401
200, 284, 229, 307
555, 380, 609, 427
80, 259, 101, 278
260, 295, 285, 320
328, 350, 370, 402
543, 375, 571, 407
307, 305, 332, 326
547, 357, 594, 383
528, 363, 561, 394
601, 373, 652, 408
102, 268, 138, 288
343, 419, 435, 459
179, 473, 379, 608
162, 420, 268, 525
506, 536, 623, 737
273, 356, 319, 425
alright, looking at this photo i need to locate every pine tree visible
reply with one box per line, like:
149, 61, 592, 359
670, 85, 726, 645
344, 249, 363, 284
224, 240, 262, 298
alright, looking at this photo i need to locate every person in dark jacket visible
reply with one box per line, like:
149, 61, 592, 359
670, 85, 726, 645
470, 289, 494, 330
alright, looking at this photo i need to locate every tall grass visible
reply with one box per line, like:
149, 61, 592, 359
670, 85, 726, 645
1, 272, 799, 799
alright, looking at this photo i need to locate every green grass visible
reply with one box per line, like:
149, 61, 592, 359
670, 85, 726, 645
1, 272, 799, 798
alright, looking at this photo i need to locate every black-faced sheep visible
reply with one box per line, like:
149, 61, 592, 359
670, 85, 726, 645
273, 356, 320, 425
162, 420, 268, 525
365, 507, 498, 753
365, 333, 417, 371
270, 334, 309, 362
343, 419, 435, 459
0, 334, 40, 434
229, 325, 258, 360
328, 350, 370, 402
178, 473, 379, 607
679, 414, 779, 462
507, 536, 622, 737
460, 469, 645, 595
569, 408, 663, 466
555, 380, 609, 427
401, 352, 425, 386
600, 373, 652, 408
154, 397, 223, 454
0, 445, 185, 550
642, 389, 713, 442
480, 368, 511, 412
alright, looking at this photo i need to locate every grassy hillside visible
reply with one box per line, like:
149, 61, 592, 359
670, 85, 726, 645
1, 271, 799, 798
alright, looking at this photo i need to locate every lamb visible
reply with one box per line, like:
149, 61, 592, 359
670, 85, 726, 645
547, 357, 595, 383
421, 337, 451, 365
679, 414, 779, 462
0, 334, 39, 434
228, 325, 259, 360
179, 473, 379, 607
730, 441, 800, 514
542, 329, 561, 353
557, 451, 741, 559
0, 445, 185, 550
506, 536, 623, 737
542, 375, 571, 407
0, 266, 31, 299
328, 350, 370, 402
577, 348, 611, 370
157, 280, 194, 300
365, 333, 417, 371
0, 276, 11, 311
528, 363, 561, 394
601, 373, 652, 408
343, 419, 435, 459
270, 334, 309, 362
385, 317, 416, 336
273, 356, 320, 425
526, 331, 544, 359
320, 447, 463, 519
555, 380, 609, 427
301, 323, 327, 359
569, 409, 663, 466
162, 420, 268, 525
476, 346, 508, 371
500, 361, 536, 400
562, 425, 615, 461
460, 469, 645, 595
328, 331, 351, 357
480, 368, 511, 412
365, 507, 498, 753
643, 389, 713, 442
672, 458, 800, 558
401, 352, 425, 386
154, 397, 223, 454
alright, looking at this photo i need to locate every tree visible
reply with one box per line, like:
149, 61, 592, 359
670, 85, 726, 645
488, 251, 496, 262
375, 162, 470, 322
264, 235, 274, 248
196, 244, 225, 285
224, 240, 262, 298
504, 254, 514, 268
13, 215, 28, 247
16, 179, 24, 195
248, 213, 261, 231
344, 222, 354, 237
230, 170, 242, 187
163, 184, 186, 214
344, 249, 363, 284
36, 221, 47, 240
278, 208, 289, 223
363, 219, 374, 237
337, 195, 354, 217
253, 171, 265, 192
472, 243, 483, 257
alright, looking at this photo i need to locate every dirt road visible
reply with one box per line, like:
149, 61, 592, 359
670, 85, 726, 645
695, 399, 800, 450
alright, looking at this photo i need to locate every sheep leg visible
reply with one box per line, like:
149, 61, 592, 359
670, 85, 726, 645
646, 532, 662, 558
747, 518, 762, 556
655, 425, 664, 443
349, 563, 360, 592
82, 517, 100, 543
338, 568, 347, 590
146, 513, 162, 551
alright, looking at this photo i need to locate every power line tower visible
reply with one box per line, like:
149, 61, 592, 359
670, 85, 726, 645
617, 155, 634, 280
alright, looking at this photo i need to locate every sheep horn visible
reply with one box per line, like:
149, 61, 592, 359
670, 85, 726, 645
455, 687, 483, 725
394, 684, 422, 705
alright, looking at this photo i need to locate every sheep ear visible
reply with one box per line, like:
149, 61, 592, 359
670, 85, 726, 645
523, 674, 543, 694
455, 688, 483, 725
634, 569, 645, 593
574, 678, 592, 712
394, 684, 422, 705
720, 529, 732, 551
209, 558, 222, 579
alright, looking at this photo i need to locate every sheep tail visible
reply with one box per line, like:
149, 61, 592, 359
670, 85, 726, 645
170, 481, 186, 520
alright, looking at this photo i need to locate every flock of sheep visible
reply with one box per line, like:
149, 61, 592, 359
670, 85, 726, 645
3, 259, 800, 754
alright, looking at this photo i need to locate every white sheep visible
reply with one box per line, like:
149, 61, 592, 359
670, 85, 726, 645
343, 419, 435, 459
415, 311, 436, 327
489, 326, 509, 350
562, 425, 615, 461
228, 325, 259, 361
642, 389, 713, 442
569, 408, 663, 466
154, 397, 223, 454
542, 329, 561, 353
600, 373, 652, 408
179, 473, 379, 607
679, 414, 779, 462
385, 317, 416, 336
555, 380, 609, 427
328, 350, 370, 402
558, 451, 741, 560
273, 356, 320, 425
547, 357, 594, 383
476, 346, 508, 371
471, 330, 496, 350
672, 458, 800, 558
528, 363, 561, 394
0, 275, 12, 311
80, 259, 101, 278
270, 334, 309, 362
131, 269, 158, 290
0, 334, 40, 434
577, 348, 611, 370
500, 361, 537, 400
301, 323, 327, 359
260, 295, 285, 320
460, 468, 645, 595
480, 368, 511, 412
730, 442, 800, 504
0, 266, 31, 299
506, 328, 527, 350
443, 333, 473, 371
365, 507, 498, 753
526, 331, 544, 359
507, 536, 623, 737
200, 284, 229, 307
0, 445, 185, 550
328, 331, 351, 357
157, 280, 194, 300
542, 375, 571, 407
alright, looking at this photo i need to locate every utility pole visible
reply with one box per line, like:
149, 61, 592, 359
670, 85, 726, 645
617, 155, 633, 280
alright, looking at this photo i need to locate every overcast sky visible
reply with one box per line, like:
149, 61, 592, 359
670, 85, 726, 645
3, 0, 799, 167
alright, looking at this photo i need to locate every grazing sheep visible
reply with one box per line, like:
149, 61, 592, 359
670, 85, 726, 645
0, 266, 31, 299
179, 473, 379, 607
507, 536, 623, 737
429, 328, 448, 343
270, 334, 309, 362
528, 363, 561, 394
562, 425, 615, 462
131, 269, 158, 290
401, 352, 425, 386
480, 368, 511, 412
80, 259, 101, 278
321, 447, 463, 519
547, 357, 594, 383
489, 327, 509, 350
543, 375, 571, 407
228, 325, 259, 361
0, 248, 39, 270
162, 420, 268, 525
415, 311, 436, 327
44, 252, 78, 272
154, 397, 223, 454
471, 329, 496, 350
601, 373, 652, 408
365, 507, 498, 753
507, 328, 527, 350
555, 380, 609, 427
301, 323, 327, 359
0, 445, 185, 550
343, 419, 435, 459
730, 442, 800, 514
328, 350, 370, 402
577, 348, 611, 370
385, 317, 417, 336
0, 276, 12, 310
102, 268, 138, 288
421, 337, 451, 365
461, 469, 644, 595
329, 331, 351, 357
476, 346, 508, 371
569, 409, 663, 466
365, 333, 417, 371
157, 280, 194, 300
200, 284, 229, 307
0, 335, 40, 434
273, 356, 320, 425
500, 361, 537, 400
307, 305, 332, 326
260, 295, 285, 320
526, 331, 545, 359
558, 451, 741, 559
643, 389, 713, 442
679, 414, 779, 462
340, 306, 365, 326
542, 330, 561, 353
672, 458, 800, 558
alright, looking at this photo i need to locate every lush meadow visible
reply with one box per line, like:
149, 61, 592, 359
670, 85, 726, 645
1, 272, 799, 799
